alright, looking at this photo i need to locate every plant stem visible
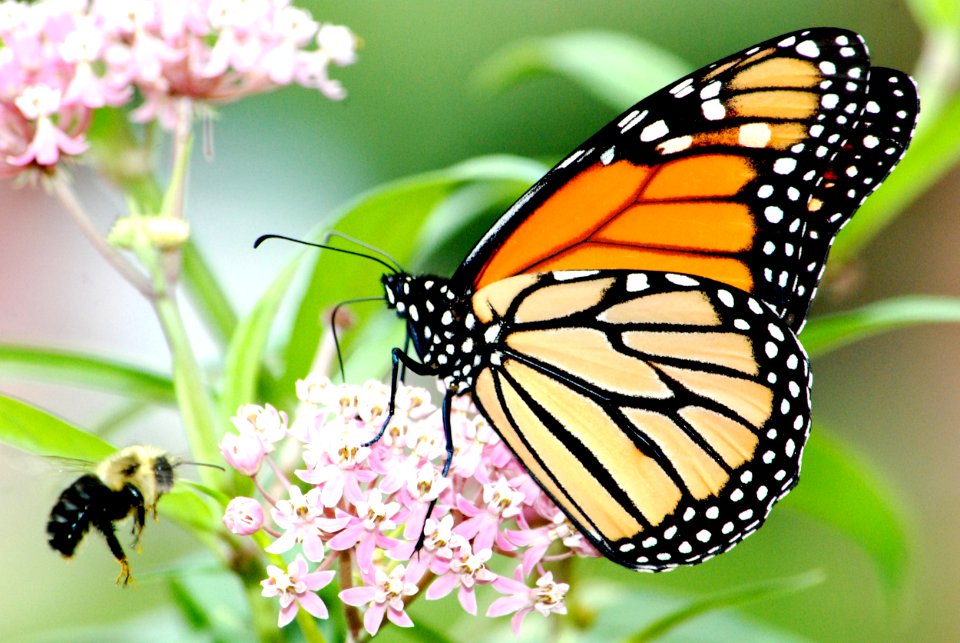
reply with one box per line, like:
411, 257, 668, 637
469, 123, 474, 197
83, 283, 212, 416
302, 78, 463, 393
51, 177, 153, 296
151, 290, 222, 476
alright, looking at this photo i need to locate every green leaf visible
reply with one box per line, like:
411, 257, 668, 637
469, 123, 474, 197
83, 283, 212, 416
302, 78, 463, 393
0, 344, 175, 404
801, 295, 960, 358
475, 30, 691, 110
160, 488, 221, 536
829, 90, 960, 266
86, 107, 163, 210
0, 394, 113, 460
782, 429, 910, 599
277, 155, 543, 390
182, 240, 238, 349
626, 571, 824, 642
220, 256, 300, 416
507, 577, 811, 643
907, 0, 960, 29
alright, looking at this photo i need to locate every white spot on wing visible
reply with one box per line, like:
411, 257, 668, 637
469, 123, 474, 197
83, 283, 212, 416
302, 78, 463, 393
554, 270, 598, 281
773, 157, 797, 175
700, 80, 722, 99
619, 109, 647, 133
640, 119, 669, 142
795, 40, 820, 58
626, 273, 649, 292
665, 274, 700, 287
657, 135, 693, 154
738, 122, 772, 148
702, 98, 725, 121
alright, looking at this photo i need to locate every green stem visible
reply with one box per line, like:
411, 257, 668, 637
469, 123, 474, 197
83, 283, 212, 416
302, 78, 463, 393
151, 292, 222, 473
182, 240, 237, 348
51, 178, 153, 295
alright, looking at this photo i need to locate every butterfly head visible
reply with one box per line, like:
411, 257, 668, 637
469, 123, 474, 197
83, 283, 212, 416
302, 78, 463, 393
382, 273, 483, 390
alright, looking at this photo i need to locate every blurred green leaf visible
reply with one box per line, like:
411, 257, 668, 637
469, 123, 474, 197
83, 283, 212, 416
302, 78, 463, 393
801, 295, 960, 358
182, 241, 237, 349
277, 155, 543, 391
515, 578, 810, 643
0, 344, 175, 404
161, 488, 221, 536
830, 90, 960, 266
475, 31, 691, 109
86, 107, 163, 210
220, 256, 300, 416
783, 429, 910, 599
0, 394, 113, 460
626, 571, 824, 642
907, 0, 960, 29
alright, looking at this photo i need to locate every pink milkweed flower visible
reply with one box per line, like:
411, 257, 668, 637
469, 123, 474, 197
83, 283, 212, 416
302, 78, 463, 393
219, 430, 266, 476
232, 403, 288, 451
0, 0, 357, 175
487, 568, 570, 635
297, 427, 377, 508
261, 555, 336, 627
223, 496, 264, 536
426, 542, 497, 615
327, 488, 402, 574
9, 85, 88, 167
267, 486, 350, 562
455, 476, 528, 552
339, 564, 422, 636
508, 510, 589, 576
224, 377, 582, 634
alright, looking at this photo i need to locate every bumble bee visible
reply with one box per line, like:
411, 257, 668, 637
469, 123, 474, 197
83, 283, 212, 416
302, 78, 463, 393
46, 446, 219, 586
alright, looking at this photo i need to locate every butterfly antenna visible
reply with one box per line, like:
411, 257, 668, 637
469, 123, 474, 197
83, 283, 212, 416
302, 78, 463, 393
328, 296, 385, 382
322, 230, 404, 273
254, 233, 401, 274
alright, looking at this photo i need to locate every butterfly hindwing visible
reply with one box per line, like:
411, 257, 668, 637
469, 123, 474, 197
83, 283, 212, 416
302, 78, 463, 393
468, 270, 810, 570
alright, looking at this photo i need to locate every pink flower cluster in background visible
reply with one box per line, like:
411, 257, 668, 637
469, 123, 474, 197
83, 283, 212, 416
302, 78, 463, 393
0, 0, 355, 175
220, 376, 593, 635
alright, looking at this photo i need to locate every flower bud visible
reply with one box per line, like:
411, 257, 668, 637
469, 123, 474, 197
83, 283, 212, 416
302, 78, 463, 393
223, 497, 264, 536
219, 431, 266, 476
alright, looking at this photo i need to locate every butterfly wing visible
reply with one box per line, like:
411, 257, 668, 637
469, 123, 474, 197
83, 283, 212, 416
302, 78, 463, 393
452, 28, 918, 332
468, 270, 809, 570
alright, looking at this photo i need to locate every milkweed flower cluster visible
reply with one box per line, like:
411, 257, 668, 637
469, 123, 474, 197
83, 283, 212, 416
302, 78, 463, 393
0, 0, 356, 175
220, 375, 595, 636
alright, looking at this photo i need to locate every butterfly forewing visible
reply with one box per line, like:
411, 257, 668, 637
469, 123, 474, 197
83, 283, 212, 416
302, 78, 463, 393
786, 67, 919, 329
453, 28, 917, 333
468, 271, 810, 570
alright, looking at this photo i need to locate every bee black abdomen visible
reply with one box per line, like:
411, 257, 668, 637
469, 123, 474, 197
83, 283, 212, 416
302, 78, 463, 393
47, 474, 109, 557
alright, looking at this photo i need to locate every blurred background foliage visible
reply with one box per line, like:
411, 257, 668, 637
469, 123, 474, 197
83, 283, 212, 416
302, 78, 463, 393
1, 0, 958, 641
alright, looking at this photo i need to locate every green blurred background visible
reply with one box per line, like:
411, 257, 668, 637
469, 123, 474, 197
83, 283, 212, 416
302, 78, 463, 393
1, 0, 957, 641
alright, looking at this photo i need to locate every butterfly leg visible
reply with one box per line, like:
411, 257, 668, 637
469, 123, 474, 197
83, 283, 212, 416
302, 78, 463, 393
362, 347, 433, 448
413, 388, 456, 554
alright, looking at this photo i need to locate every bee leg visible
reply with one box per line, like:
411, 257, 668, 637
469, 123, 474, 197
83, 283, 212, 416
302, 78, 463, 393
92, 516, 134, 586
124, 482, 147, 551
115, 559, 135, 587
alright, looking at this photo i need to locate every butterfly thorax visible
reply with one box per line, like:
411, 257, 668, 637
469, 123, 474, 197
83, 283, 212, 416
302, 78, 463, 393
382, 273, 485, 392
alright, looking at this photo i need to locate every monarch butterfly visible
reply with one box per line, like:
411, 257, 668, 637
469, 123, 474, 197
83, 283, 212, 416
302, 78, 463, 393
327, 28, 918, 572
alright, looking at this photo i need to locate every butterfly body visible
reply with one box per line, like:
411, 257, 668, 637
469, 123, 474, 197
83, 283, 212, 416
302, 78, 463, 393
374, 28, 917, 571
